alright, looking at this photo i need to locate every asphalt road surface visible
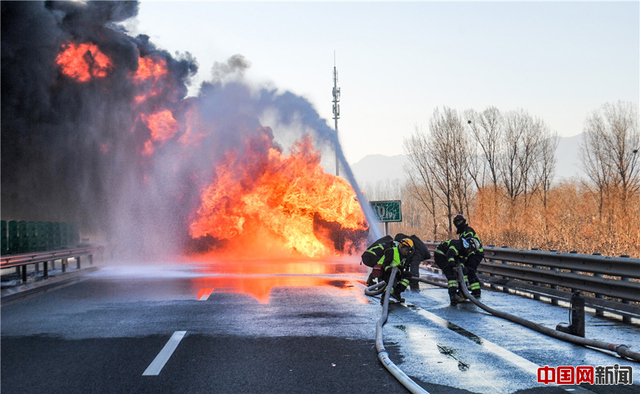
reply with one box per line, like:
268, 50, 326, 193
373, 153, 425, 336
2, 256, 639, 393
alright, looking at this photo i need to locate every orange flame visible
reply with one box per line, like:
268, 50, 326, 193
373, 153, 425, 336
132, 57, 168, 103
140, 110, 178, 156
56, 43, 112, 82
133, 57, 168, 83
190, 129, 368, 258
142, 110, 178, 142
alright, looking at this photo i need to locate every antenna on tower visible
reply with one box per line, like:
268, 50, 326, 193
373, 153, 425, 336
332, 52, 340, 176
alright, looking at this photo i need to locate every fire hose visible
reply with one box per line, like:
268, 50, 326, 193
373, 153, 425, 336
365, 267, 430, 394
446, 264, 640, 362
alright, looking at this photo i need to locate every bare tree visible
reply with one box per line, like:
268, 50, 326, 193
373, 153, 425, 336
580, 117, 614, 217
404, 127, 439, 240
404, 107, 472, 235
499, 110, 547, 204
580, 101, 640, 214
537, 131, 559, 209
465, 107, 503, 188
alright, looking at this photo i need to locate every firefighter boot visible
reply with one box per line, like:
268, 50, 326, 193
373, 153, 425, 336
448, 287, 464, 305
470, 282, 481, 298
391, 289, 405, 303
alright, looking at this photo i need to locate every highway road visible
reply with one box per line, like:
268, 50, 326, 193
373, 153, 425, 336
2, 256, 639, 393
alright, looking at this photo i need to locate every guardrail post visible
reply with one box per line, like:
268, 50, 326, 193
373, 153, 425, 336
620, 255, 632, 324
531, 248, 541, 300
76, 256, 81, 269
549, 250, 559, 305
62, 258, 67, 273
21, 265, 27, 283
592, 253, 604, 317
43, 261, 49, 278
501, 246, 510, 294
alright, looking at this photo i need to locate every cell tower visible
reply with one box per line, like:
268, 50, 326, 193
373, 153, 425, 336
332, 54, 340, 176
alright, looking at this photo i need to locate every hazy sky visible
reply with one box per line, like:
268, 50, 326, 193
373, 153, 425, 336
129, 1, 639, 164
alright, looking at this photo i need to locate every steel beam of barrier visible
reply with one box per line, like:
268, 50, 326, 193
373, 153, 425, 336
1, 247, 101, 284
482, 248, 640, 278
424, 242, 640, 320
479, 262, 640, 302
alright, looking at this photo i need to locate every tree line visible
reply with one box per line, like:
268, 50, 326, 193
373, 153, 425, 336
366, 101, 639, 258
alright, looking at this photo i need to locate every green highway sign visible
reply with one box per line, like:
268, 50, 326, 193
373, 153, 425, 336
370, 200, 402, 222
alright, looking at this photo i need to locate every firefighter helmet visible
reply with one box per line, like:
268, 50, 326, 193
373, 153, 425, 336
400, 238, 414, 251
399, 238, 413, 254
468, 238, 480, 252
453, 214, 466, 228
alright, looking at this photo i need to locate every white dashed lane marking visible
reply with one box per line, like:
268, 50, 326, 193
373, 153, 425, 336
142, 331, 187, 376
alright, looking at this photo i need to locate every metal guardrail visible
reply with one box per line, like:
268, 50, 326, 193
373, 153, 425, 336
424, 242, 640, 322
1, 246, 102, 283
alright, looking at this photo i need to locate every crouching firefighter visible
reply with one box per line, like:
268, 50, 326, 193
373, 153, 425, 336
361, 235, 395, 286
371, 238, 414, 304
434, 237, 480, 305
394, 233, 431, 285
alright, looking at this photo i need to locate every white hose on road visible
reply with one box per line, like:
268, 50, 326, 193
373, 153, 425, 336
453, 265, 640, 363
369, 267, 430, 394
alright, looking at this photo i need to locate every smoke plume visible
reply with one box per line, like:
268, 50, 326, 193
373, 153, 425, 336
1, 1, 372, 258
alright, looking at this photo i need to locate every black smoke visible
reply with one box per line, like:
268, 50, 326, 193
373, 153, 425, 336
2, 1, 371, 257
2, 1, 196, 253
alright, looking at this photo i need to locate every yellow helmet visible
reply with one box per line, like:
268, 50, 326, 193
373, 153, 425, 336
400, 238, 414, 249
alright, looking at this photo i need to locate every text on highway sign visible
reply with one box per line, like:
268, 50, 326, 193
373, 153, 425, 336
370, 200, 402, 222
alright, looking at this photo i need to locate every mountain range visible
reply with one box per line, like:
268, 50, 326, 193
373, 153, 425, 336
350, 133, 584, 188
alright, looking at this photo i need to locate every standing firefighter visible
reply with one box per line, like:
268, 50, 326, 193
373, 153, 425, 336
453, 214, 485, 298
371, 238, 414, 304
434, 237, 480, 304
394, 233, 431, 284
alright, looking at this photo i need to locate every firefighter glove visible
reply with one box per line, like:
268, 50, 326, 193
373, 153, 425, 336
372, 265, 383, 279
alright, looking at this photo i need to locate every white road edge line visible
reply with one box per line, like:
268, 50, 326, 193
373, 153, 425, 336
142, 331, 187, 376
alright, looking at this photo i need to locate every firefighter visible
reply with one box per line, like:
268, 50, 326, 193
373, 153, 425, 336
453, 214, 485, 298
362, 235, 395, 286
434, 237, 480, 304
394, 233, 431, 285
371, 238, 414, 304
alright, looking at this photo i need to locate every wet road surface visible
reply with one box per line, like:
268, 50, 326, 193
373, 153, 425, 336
2, 257, 639, 393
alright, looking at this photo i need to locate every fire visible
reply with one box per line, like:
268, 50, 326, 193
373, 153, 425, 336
190, 128, 368, 258
132, 57, 168, 103
56, 42, 112, 82
143, 110, 178, 141
133, 57, 167, 83
190, 255, 370, 303
140, 110, 178, 156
